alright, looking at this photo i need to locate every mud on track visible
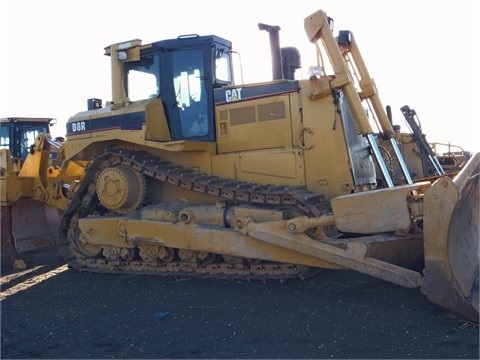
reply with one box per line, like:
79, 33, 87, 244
1, 248, 478, 359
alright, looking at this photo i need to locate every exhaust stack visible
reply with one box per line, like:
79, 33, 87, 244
259, 23, 283, 80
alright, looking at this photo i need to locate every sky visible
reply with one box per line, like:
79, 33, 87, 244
1, 0, 479, 153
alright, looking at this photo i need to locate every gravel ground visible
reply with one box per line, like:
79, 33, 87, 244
1, 248, 478, 359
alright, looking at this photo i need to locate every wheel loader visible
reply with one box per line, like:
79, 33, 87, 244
0, 117, 71, 268
1, 9, 478, 322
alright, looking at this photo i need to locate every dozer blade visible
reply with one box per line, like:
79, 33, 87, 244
423, 152, 479, 322
1, 199, 60, 268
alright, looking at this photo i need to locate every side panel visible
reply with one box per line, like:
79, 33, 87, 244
211, 149, 305, 186
214, 82, 297, 154
215, 96, 293, 153
301, 84, 375, 200
212, 81, 303, 185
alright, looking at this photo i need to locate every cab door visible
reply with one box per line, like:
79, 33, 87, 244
165, 47, 215, 141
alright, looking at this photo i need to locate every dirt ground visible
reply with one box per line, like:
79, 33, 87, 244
1, 248, 478, 359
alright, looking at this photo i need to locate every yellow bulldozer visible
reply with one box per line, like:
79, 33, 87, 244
1, 9, 478, 323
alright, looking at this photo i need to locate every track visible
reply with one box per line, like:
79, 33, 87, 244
58, 148, 332, 280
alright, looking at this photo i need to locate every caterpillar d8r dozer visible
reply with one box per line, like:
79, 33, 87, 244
2, 9, 478, 322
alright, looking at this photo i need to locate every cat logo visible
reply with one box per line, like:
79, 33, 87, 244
225, 88, 242, 102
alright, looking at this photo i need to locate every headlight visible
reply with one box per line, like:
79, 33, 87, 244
118, 51, 128, 61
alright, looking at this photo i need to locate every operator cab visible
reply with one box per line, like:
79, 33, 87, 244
0, 117, 55, 160
115, 35, 233, 142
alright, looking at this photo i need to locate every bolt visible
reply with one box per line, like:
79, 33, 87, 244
287, 222, 297, 233
118, 223, 126, 235
236, 219, 243, 229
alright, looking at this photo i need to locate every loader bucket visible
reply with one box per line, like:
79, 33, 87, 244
1, 204, 26, 268
1, 199, 60, 268
423, 152, 479, 322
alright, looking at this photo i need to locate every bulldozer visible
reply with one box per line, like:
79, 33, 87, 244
1, 9, 478, 322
